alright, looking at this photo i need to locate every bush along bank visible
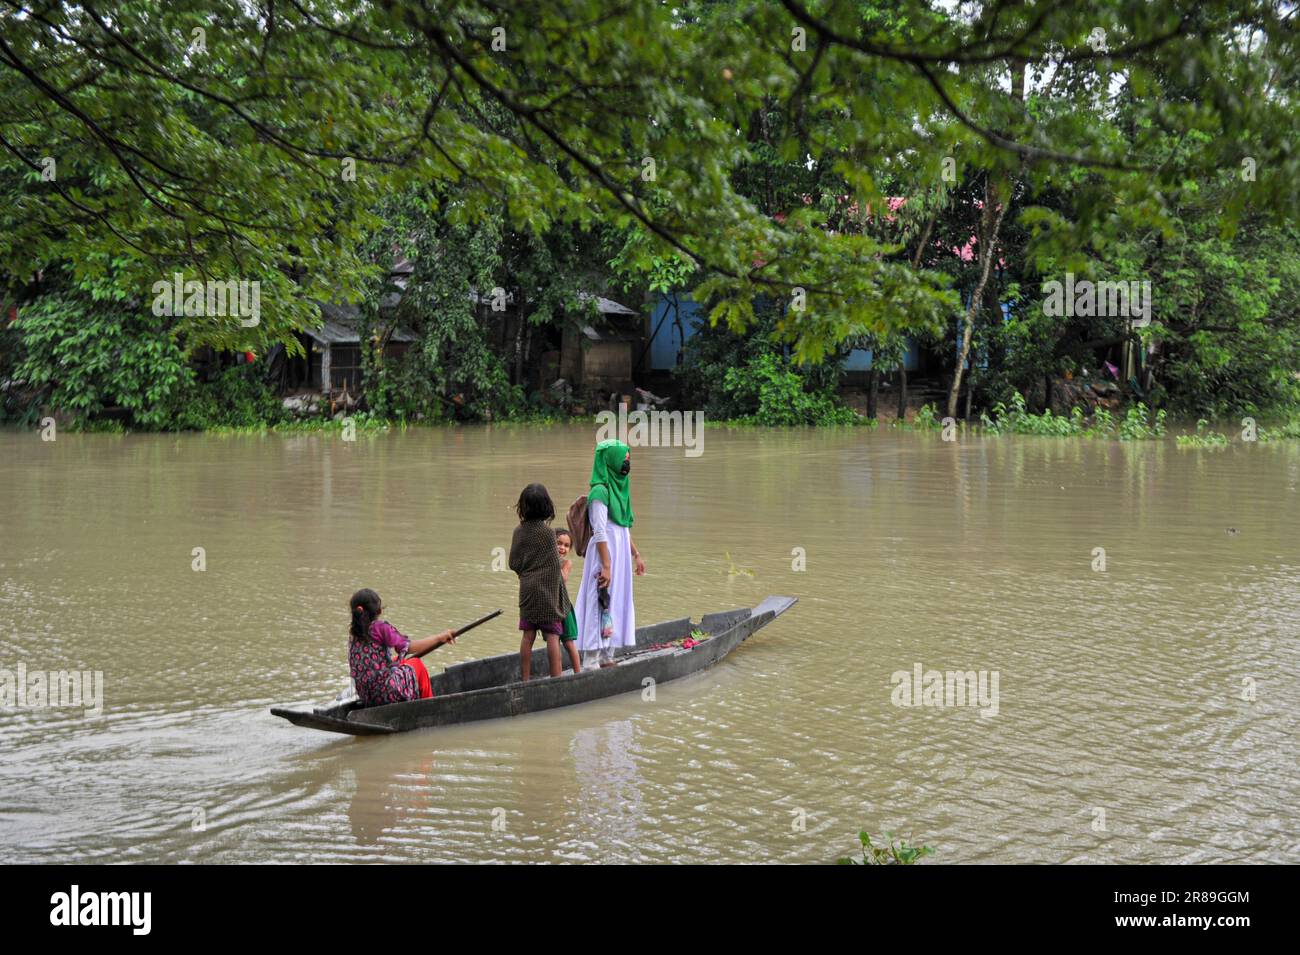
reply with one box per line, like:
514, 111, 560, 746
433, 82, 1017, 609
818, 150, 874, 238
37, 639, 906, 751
903, 394, 1300, 444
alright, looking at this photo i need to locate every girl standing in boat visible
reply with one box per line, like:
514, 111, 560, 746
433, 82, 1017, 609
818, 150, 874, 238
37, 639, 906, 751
576, 440, 646, 668
348, 588, 456, 706
510, 483, 577, 681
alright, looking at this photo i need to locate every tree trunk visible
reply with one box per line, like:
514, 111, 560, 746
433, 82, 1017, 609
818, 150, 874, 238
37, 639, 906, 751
947, 177, 1009, 419
512, 298, 525, 386
522, 322, 533, 392
911, 212, 936, 270
946, 60, 1022, 420
897, 210, 927, 427
867, 367, 879, 419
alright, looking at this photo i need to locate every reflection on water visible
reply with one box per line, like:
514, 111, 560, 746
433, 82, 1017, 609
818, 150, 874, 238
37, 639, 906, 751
572, 721, 643, 857
0, 425, 1298, 863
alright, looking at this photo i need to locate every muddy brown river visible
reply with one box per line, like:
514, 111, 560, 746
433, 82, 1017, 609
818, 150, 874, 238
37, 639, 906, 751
1, 425, 1297, 863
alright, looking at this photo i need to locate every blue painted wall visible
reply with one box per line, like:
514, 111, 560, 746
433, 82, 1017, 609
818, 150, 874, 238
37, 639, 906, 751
647, 295, 706, 370
954, 301, 1014, 368
843, 342, 921, 372
647, 293, 921, 372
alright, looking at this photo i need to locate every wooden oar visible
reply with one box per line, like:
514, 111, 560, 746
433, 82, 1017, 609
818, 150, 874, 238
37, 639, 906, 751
399, 609, 502, 663
451, 608, 503, 638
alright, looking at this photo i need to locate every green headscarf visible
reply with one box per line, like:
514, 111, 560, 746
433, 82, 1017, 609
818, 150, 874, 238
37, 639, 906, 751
588, 439, 634, 527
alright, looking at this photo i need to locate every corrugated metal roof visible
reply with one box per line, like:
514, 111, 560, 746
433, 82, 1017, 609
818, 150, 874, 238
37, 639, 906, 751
576, 293, 640, 341
576, 291, 637, 316
306, 301, 415, 344
467, 289, 636, 315
306, 285, 634, 345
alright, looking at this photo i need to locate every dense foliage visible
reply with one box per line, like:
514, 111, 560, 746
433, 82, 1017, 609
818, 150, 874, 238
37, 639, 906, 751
1, 1, 1297, 428
11, 279, 190, 429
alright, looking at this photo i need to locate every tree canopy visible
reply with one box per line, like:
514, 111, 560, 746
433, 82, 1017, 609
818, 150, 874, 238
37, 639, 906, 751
3, 0, 1293, 364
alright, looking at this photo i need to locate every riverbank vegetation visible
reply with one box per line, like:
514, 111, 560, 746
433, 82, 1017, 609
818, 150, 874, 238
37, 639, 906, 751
2, 2, 1296, 434
980, 394, 1168, 441
1175, 418, 1300, 448
909, 395, 1170, 439
908, 396, 1300, 443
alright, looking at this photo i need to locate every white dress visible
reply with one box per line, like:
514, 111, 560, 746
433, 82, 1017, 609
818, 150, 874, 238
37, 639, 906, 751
575, 499, 636, 665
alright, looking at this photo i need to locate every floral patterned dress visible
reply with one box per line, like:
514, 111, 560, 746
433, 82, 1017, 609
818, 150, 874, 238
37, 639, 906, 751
349, 619, 419, 706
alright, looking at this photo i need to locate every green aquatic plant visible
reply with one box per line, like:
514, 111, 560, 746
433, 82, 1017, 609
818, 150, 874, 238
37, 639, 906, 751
956, 392, 1171, 441
204, 412, 397, 436
838, 830, 935, 866
909, 403, 942, 431
724, 551, 755, 578
1087, 406, 1116, 436
1118, 403, 1167, 440
1176, 420, 1231, 448
981, 392, 1083, 436
1259, 419, 1300, 442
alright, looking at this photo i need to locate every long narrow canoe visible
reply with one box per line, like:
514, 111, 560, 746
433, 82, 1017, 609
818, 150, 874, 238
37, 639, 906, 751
271, 595, 796, 736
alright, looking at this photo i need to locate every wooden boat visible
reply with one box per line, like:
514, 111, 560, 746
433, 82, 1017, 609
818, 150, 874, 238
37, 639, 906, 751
271, 596, 795, 736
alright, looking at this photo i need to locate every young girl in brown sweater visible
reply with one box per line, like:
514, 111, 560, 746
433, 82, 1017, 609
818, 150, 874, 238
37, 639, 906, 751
509, 483, 579, 681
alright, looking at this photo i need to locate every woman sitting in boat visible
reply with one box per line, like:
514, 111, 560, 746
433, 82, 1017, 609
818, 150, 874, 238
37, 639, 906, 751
348, 588, 456, 706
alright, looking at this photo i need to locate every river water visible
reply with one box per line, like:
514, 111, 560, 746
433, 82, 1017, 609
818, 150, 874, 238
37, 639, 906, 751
1, 425, 1297, 863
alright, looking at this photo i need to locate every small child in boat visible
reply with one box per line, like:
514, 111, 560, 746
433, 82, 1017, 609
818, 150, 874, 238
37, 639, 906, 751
556, 528, 581, 670
509, 484, 579, 681
555, 528, 573, 584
